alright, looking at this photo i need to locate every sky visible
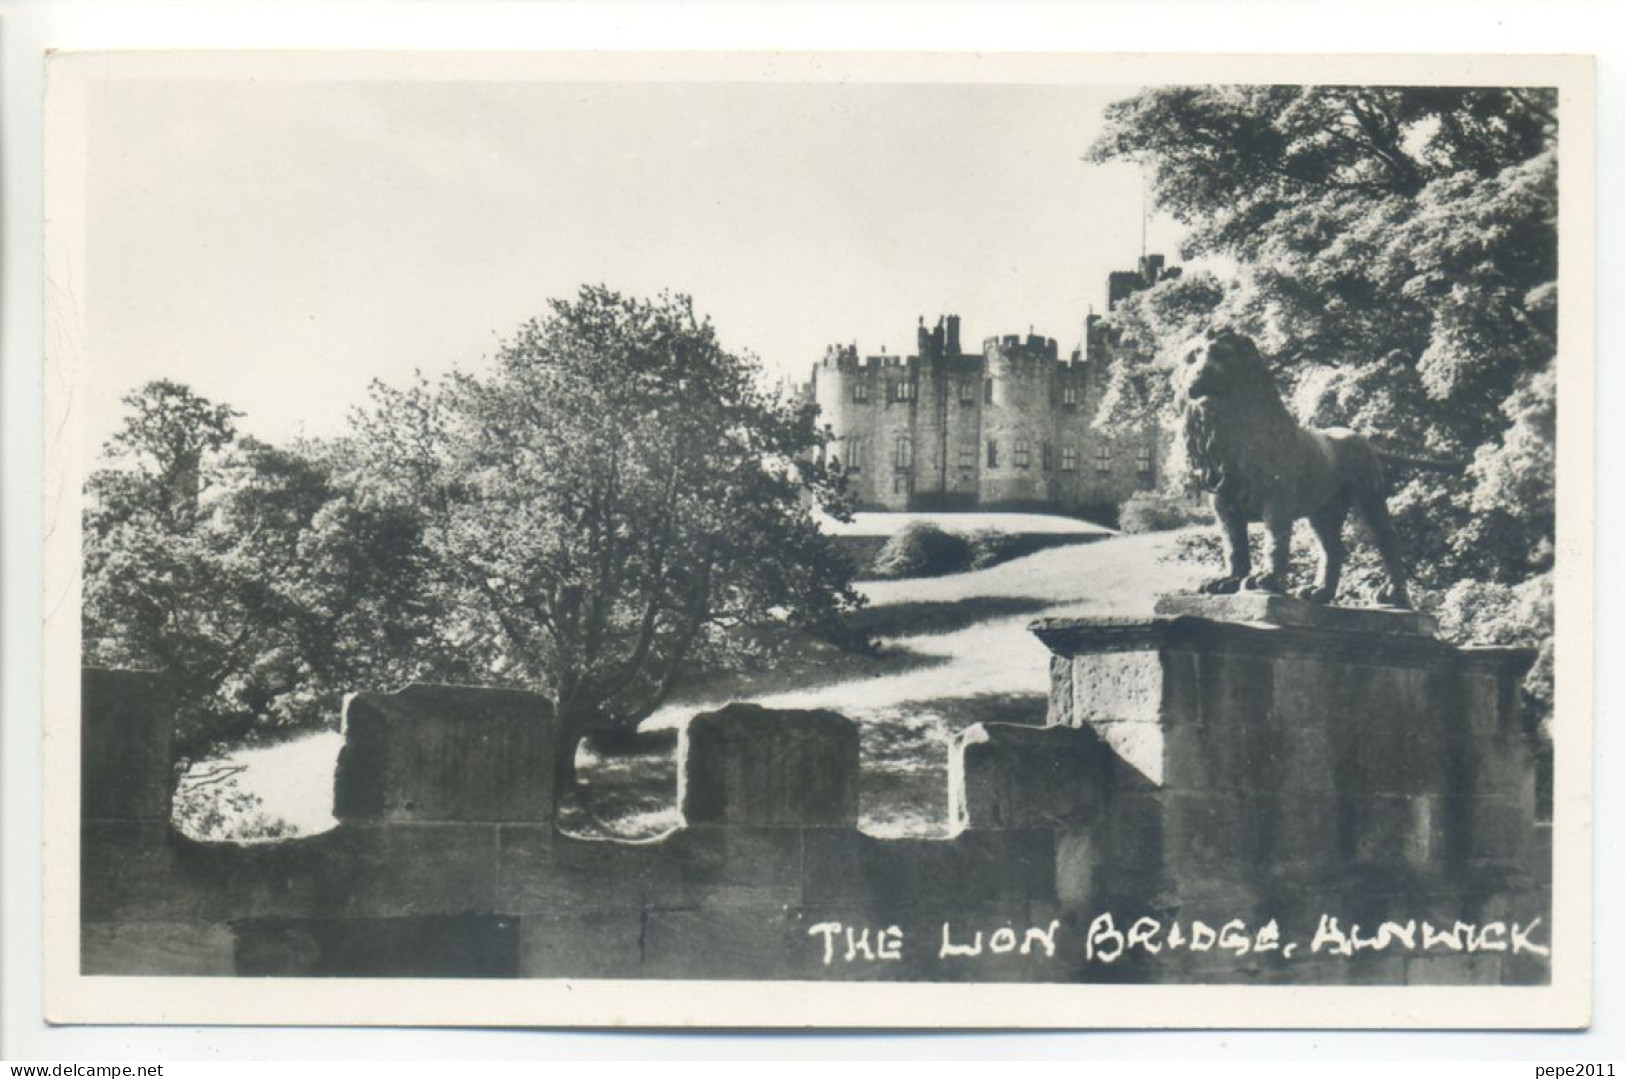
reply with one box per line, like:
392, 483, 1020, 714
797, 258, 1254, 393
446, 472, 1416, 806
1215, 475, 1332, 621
83, 76, 1186, 450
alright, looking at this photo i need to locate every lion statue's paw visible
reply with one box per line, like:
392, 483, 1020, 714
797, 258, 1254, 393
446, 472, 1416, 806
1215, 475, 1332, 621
1294, 585, 1336, 605
1198, 576, 1245, 595
1241, 572, 1285, 594
1372, 581, 1412, 609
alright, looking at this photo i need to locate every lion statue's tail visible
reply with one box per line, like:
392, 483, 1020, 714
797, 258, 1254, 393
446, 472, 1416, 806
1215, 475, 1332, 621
1371, 444, 1469, 475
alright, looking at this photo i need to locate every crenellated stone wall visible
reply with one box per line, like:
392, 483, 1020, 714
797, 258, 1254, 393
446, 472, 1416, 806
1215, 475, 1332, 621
79, 597, 1549, 985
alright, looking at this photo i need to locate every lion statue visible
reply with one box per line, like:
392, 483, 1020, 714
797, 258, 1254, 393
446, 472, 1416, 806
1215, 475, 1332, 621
1176, 327, 1411, 608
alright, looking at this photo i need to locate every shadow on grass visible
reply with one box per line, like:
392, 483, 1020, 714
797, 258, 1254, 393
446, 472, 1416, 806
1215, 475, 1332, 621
661, 636, 950, 712
845, 595, 1053, 639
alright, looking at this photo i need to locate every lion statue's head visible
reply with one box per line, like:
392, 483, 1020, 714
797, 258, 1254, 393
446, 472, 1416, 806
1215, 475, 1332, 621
1175, 328, 1282, 404
1176, 328, 1296, 501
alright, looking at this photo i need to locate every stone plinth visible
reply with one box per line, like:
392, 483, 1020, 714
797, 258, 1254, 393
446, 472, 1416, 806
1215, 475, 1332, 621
334, 683, 557, 823
1029, 605, 1540, 906
82, 668, 174, 822
679, 704, 859, 827
951, 722, 1112, 830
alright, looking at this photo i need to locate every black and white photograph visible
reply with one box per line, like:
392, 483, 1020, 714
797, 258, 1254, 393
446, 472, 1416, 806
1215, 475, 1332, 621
39, 50, 1594, 1029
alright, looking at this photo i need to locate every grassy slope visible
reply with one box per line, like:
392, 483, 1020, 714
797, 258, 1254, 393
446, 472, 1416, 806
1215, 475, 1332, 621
575, 529, 1204, 839
220, 528, 1204, 842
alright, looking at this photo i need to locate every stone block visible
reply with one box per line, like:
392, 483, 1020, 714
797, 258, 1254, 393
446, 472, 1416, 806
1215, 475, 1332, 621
1158, 792, 1269, 880
658, 826, 806, 908
1462, 796, 1537, 865
1251, 727, 1337, 794
1271, 657, 1342, 729
1194, 652, 1274, 729
334, 683, 556, 824
638, 907, 795, 979
1467, 733, 1539, 806
324, 822, 501, 917
1405, 953, 1505, 985
518, 907, 645, 978
1068, 650, 1166, 726
800, 828, 1056, 907
1162, 720, 1266, 792
1098, 790, 1167, 873
1325, 721, 1450, 797
232, 914, 520, 977
1347, 793, 1440, 869
950, 722, 1110, 829
172, 830, 350, 922
496, 826, 658, 912
81, 668, 173, 822
679, 704, 858, 827
1055, 829, 1099, 905
1088, 719, 1167, 787
1255, 792, 1345, 869
1462, 670, 1522, 737
82, 821, 189, 921
81, 921, 236, 976
1047, 655, 1074, 727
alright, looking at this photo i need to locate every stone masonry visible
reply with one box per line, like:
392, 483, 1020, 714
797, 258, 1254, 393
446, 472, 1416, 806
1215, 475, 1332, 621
80, 596, 1547, 985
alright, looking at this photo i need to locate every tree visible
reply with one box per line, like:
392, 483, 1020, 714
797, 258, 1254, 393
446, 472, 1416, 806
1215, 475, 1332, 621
84, 382, 443, 767
1087, 84, 1558, 713
350, 287, 861, 789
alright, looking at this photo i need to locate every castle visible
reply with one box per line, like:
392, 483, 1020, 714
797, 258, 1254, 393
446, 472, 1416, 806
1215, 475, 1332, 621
806, 256, 1178, 515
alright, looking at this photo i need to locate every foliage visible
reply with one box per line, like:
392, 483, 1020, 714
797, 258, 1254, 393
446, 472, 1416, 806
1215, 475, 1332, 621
871, 522, 974, 579
1433, 573, 1554, 736
83, 382, 443, 766
1118, 491, 1209, 534
1089, 85, 1557, 713
348, 287, 862, 782
967, 527, 1023, 571
172, 760, 297, 842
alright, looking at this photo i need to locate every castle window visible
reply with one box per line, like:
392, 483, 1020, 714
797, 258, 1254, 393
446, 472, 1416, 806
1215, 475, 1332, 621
1136, 446, 1153, 475
892, 379, 917, 402
984, 380, 994, 405
1095, 445, 1112, 474
894, 435, 913, 470
1062, 383, 1079, 407
853, 382, 869, 403
1014, 439, 1031, 468
1061, 445, 1078, 472
1042, 441, 1054, 471
958, 445, 976, 470
959, 379, 977, 405
847, 436, 864, 472
986, 440, 999, 468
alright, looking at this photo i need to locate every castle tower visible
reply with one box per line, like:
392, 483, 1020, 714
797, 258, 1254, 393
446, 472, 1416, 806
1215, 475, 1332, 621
811, 343, 877, 507
910, 315, 979, 511
978, 332, 1058, 508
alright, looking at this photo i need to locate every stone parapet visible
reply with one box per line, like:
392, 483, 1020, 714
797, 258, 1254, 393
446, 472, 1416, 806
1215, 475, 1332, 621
77, 614, 1551, 986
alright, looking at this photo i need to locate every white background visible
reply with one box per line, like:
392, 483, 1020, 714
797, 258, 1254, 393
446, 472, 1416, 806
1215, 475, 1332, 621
3, 0, 1621, 1062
